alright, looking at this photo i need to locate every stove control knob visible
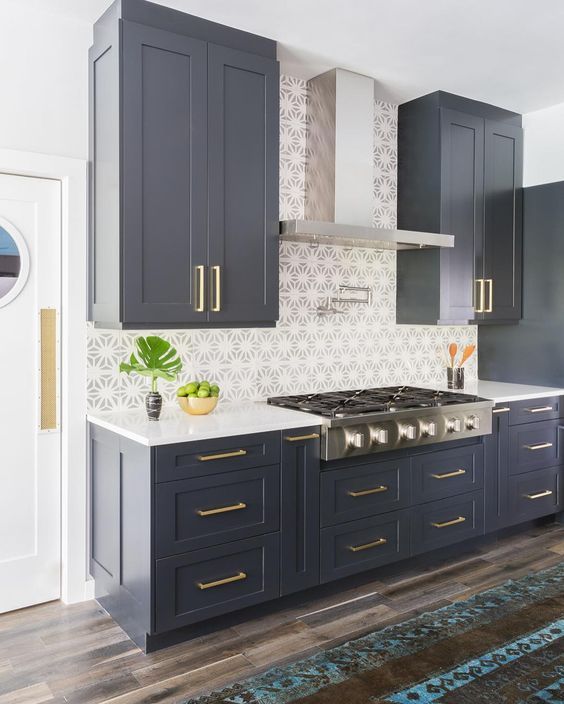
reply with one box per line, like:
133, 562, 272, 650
422, 420, 438, 437
349, 432, 365, 449
466, 415, 480, 430
401, 424, 417, 441
370, 427, 389, 445
447, 417, 462, 433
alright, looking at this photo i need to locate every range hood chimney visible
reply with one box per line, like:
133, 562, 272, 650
280, 69, 453, 250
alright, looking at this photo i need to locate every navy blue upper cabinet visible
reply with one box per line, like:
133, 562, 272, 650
89, 0, 279, 328
397, 92, 523, 325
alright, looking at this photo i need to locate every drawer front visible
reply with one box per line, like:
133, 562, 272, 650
510, 397, 562, 425
320, 510, 410, 583
155, 465, 280, 557
321, 458, 410, 527
509, 420, 563, 474
411, 490, 484, 555
155, 534, 280, 632
507, 467, 563, 526
155, 431, 280, 482
411, 444, 484, 503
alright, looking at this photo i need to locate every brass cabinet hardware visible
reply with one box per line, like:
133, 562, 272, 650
347, 485, 389, 497
430, 468, 466, 480
475, 279, 485, 313
195, 265, 205, 312
523, 442, 553, 451
40, 308, 58, 431
197, 449, 248, 462
284, 433, 320, 442
197, 571, 247, 590
348, 537, 387, 552
211, 265, 221, 312
524, 406, 554, 414
196, 502, 247, 517
524, 489, 553, 500
431, 516, 466, 529
485, 278, 493, 312
493, 407, 511, 414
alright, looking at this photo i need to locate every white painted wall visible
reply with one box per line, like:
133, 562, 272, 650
0, 0, 91, 158
523, 102, 564, 187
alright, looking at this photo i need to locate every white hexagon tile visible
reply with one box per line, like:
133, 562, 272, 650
87, 75, 477, 413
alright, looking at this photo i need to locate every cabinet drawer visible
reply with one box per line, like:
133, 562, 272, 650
155, 534, 280, 632
320, 510, 410, 583
509, 420, 563, 474
155, 465, 280, 557
507, 467, 563, 526
411, 490, 484, 555
510, 397, 562, 425
155, 431, 280, 482
321, 459, 410, 527
411, 444, 484, 503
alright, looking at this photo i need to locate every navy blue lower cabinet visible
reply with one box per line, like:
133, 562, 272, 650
320, 510, 410, 583
410, 490, 485, 555
155, 465, 280, 557
280, 429, 321, 596
509, 420, 563, 474
321, 458, 410, 527
155, 533, 280, 632
411, 444, 484, 504
507, 467, 563, 526
509, 397, 562, 425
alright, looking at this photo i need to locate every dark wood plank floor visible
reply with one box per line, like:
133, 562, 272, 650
0, 523, 562, 704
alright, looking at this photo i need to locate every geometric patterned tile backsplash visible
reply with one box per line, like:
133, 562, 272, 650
87, 75, 477, 413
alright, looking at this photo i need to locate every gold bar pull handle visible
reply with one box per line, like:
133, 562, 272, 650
524, 406, 554, 414
195, 265, 205, 312
523, 442, 553, 451
475, 279, 485, 313
348, 538, 387, 553
197, 572, 247, 590
211, 265, 221, 312
431, 516, 466, 529
485, 278, 493, 313
524, 489, 553, 500
430, 468, 466, 480
197, 449, 247, 462
40, 308, 58, 431
285, 433, 320, 442
347, 485, 389, 497
196, 502, 247, 517
493, 407, 511, 414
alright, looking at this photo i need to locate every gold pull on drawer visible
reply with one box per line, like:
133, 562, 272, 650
197, 571, 247, 590
431, 516, 466, 529
524, 406, 554, 413
197, 449, 248, 462
525, 489, 553, 500
492, 407, 511, 414
430, 468, 466, 480
196, 502, 247, 517
523, 442, 553, 451
284, 433, 320, 442
348, 537, 387, 552
347, 485, 389, 497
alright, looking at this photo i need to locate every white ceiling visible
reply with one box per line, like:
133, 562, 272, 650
22, 0, 564, 113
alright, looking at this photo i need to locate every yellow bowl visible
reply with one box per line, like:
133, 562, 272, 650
178, 396, 219, 416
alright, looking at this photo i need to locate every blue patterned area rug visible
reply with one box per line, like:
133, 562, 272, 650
187, 562, 564, 704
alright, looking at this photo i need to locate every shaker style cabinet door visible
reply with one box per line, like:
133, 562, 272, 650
207, 44, 279, 324
482, 120, 523, 322
121, 22, 208, 324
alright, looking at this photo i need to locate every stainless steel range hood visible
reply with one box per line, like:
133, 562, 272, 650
280, 69, 454, 251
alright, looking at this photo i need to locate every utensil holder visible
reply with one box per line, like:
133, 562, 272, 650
447, 367, 464, 390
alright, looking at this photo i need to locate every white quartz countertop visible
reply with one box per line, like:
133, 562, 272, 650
87, 401, 321, 446
472, 380, 564, 404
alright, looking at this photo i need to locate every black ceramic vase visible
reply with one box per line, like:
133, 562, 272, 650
145, 392, 163, 421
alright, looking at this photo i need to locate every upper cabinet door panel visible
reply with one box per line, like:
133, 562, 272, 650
121, 22, 208, 324
483, 121, 523, 321
439, 108, 485, 322
207, 44, 279, 324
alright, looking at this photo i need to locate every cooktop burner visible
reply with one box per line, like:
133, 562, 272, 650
267, 386, 482, 418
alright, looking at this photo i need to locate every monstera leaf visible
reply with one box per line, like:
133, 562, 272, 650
119, 336, 183, 392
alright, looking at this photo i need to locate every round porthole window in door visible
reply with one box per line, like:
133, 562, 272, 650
0, 217, 30, 308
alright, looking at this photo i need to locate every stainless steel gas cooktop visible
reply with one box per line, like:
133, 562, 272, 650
268, 386, 493, 461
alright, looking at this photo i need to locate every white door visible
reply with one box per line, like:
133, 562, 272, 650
0, 173, 61, 613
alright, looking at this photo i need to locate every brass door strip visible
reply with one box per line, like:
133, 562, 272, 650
40, 308, 57, 431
